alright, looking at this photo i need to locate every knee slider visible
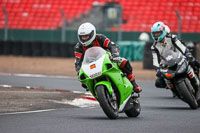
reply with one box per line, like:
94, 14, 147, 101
125, 60, 132, 72
155, 77, 166, 88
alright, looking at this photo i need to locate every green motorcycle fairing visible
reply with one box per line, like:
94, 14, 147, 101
78, 47, 133, 109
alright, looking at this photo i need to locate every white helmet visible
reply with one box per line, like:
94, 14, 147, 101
78, 22, 96, 47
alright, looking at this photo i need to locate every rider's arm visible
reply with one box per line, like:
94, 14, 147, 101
171, 34, 189, 55
98, 34, 120, 57
171, 34, 196, 63
109, 41, 120, 57
74, 43, 84, 74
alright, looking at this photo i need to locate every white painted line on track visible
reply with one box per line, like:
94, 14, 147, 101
0, 85, 12, 88
0, 72, 76, 79
73, 91, 85, 94
49, 94, 99, 108
50, 98, 99, 108
0, 109, 56, 116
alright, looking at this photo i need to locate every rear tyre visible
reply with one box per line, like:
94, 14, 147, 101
96, 85, 118, 119
176, 79, 198, 109
125, 98, 141, 117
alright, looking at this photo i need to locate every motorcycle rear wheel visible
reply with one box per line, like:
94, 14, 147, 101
125, 98, 141, 117
96, 85, 118, 119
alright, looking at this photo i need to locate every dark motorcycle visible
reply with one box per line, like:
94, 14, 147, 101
160, 50, 199, 109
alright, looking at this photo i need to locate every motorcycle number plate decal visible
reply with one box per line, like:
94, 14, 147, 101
90, 71, 101, 78
90, 64, 96, 69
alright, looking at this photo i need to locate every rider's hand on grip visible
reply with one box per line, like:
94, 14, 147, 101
185, 53, 195, 62
156, 68, 161, 77
111, 54, 122, 63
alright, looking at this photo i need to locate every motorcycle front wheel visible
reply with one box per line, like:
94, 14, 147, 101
96, 85, 118, 119
176, 79, 198, 109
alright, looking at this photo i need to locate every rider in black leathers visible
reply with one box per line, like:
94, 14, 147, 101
151, 21, 200, 93
74, 22, 142, 93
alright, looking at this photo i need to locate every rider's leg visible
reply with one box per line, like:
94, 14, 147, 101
187, 65, 200, 92
119, 59, 142, 93
187, 65, 200, 103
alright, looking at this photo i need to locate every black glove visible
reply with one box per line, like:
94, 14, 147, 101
185, 53, 195, 62
111, 54, 122, 63
185, 52, 197, 69
156, 68, 161, 77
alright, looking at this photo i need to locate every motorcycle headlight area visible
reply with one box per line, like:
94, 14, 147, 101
177, 60, 187, 73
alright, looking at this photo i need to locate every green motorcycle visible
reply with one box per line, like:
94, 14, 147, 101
78, 47, 141, 119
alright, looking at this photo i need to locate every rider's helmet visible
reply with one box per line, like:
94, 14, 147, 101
78, 22, 96, 47
151, 21, 166, 42
165, 25, 170, 33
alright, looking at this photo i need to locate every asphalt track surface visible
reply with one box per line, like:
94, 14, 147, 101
0, 74, 200, 133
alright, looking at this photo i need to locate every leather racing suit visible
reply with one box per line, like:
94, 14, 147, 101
151, 33, 199, 91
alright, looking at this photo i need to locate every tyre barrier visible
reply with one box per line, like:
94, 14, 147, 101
0, 40, 75, 57
143, 42, 154, 69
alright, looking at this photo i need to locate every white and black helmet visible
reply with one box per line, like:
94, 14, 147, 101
78, 22, 96, 47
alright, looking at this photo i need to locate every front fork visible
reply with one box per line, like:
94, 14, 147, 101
94, 81, 113, 97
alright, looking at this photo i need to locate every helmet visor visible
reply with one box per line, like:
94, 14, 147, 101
79, 30, 94, 43
152, 31, 162, 39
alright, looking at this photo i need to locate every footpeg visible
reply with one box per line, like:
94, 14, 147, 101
132, 93, 140, 98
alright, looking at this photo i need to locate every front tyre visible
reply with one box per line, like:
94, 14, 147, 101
176, 79, 198, 109
96, 85, 118, 119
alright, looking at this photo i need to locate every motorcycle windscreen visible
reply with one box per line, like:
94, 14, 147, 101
83, 47, 106, 65
160, 50, 182, 68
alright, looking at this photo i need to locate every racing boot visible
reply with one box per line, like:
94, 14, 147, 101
127, 74, 142, 93
81, 83, 89, 91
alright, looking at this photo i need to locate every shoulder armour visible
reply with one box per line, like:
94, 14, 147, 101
171, 34, 178, 42
96, 34, 106, 40
151, 42, 157, 49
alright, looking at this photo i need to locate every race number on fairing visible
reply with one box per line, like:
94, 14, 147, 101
90, 64, 96, 69
166, 55, 173, 61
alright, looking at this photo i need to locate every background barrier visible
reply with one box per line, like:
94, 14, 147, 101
0, 40, 198, 70
1, 29, 200, 43
117, 41, 146, 61
0, 40, 75, 57
143, 42, 154, 69
196, 43, 200, 62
